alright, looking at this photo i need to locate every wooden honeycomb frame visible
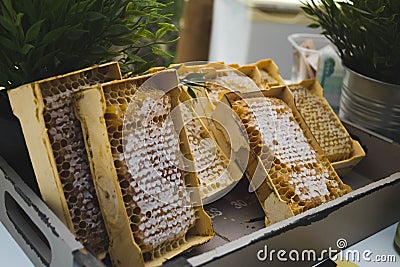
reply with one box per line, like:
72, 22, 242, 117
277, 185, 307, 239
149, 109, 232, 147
173, 63, 248, 157
237, 65, 263, 89
73, 70, 213, 267
178, 89, 243, 201
219, 86, 352, 225
123, 66, 166, 79
173, 63, 255, 190
286, 79, 365, 175
252, 58, 285, 89
7, 62, 122, 257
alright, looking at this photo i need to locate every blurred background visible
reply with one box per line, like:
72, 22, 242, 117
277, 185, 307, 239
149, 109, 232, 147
176, 0, 319, 79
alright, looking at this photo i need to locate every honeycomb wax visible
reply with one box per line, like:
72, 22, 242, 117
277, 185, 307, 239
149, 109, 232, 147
232, 97, 351, 215
289, 84, 353, 162
8, 63, 122, 256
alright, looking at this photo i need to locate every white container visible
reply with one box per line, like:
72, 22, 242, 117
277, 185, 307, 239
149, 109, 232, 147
288, 33, 344, 112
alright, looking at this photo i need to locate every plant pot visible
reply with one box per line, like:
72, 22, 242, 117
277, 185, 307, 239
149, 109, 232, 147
339, 66, 400, 143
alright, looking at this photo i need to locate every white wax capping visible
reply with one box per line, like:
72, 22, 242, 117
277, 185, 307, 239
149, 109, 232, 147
179, 104, 233, 197
121, 92, 195, 250
238, 97, 337, 202
213, 71, 257, 93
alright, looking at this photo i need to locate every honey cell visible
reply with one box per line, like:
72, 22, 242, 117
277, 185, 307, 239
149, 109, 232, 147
232, 97, 351, 215
289, 84, 353, 162
39, 67, 117, 255
102, 80, 197, 260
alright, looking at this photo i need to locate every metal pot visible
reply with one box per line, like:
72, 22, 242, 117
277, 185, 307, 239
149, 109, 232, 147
339, 66, 400, 143
395, 222, 400, 253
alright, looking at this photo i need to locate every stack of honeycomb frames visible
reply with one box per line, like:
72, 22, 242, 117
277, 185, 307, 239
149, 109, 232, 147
73, 70, 213, 267
221, 86, 352, 224
7, 62, 122, 257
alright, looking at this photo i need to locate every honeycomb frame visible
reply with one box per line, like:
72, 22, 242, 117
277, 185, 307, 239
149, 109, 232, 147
287, 79, 365, 175
178, 89, 243, 201
174, 62, 260, 154
7, 62, 122, 257
237, 65, 263, 89
73, 70, 213, 267
220, 86, 352, 225
174, 62, 261, 103
174, 63, 257, 192
253, 58, 285, 89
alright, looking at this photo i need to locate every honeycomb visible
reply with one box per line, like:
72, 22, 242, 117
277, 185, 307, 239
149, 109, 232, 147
102, 81, 197, 261
39, 67, 118, 255
232, 97, 351, 215
259, 69, 278, 84
254, 59, 285, 89
289, 84, 353, 162
179, 104, 233, 199
211, 70, 258, 94
203, 72, 260, 103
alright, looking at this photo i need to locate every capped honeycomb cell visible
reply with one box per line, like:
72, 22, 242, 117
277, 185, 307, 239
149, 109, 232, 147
74, 70, 213, 267
118, 92, 196, 254
230, 93, 351, 216
173, 62, 259, 103
210, 70, 259, 97
289, 83, 353, 162
8, 62, 122, 257
179, 103, 236, 200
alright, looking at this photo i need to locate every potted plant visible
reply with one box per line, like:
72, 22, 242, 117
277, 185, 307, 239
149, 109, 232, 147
0, 0, 178, 180
302, 0, 400, 142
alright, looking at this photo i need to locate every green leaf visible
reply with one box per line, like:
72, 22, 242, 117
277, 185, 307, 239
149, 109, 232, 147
0, 36, 18, 52
32, 50, 58, 73
307, 23, 320, 28
85, 11, 106, 22
106, 24, 131, 37
184, 72, 207, 83
88, 46, 112, 55
110, 37, 136, 46
126, 2, 137, 11
2, 0, 16, 17
0, 16, 15, 33
25, 20, 44, 43
186, 86, 197, 99
129, 54, 146, 63
71, 0, 97, 13
376, 5, 385, 14
151, 46, 173, 58
16, 13, 24, 27
138, 29, 155, 39
126, 9, 146, 17
158, 22, 178, 31
301, 6, 314, 16
41, 26, 68, 45
21, 44, 34, 55
66, 29, 89, 40
155, 23, 177, 39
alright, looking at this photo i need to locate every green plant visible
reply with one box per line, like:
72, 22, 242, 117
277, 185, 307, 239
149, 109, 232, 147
0, 0, 178, 90
302, 0, 400, 85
